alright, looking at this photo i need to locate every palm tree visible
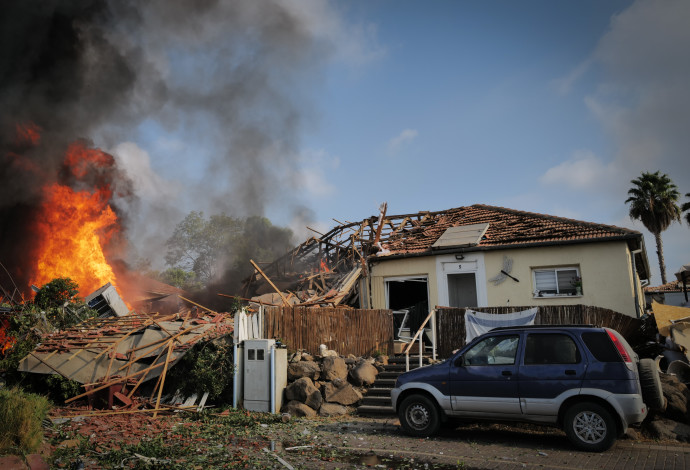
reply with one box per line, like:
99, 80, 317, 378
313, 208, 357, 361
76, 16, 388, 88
683, 193, 690, 227
626, 171, 681, 284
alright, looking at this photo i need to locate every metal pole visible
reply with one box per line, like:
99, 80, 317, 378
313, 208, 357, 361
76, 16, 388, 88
270, 343, 276, 413
418, 332, 423, 369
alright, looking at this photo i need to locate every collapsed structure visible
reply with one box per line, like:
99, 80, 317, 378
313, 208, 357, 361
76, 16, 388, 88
15, 282, 233, 411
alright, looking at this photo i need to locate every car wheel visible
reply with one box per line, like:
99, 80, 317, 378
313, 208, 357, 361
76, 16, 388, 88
564, 402, 616, 452
638, 358, 665, 410
398, 394, 440, 437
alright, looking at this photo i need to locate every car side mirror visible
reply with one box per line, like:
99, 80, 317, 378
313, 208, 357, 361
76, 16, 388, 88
454, 356, 465, 367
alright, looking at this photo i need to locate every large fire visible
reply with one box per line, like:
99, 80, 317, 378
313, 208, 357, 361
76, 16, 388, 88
31, 141, 125, 297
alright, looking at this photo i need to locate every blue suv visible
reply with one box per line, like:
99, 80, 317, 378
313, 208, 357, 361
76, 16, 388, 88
391, 325, 663, 452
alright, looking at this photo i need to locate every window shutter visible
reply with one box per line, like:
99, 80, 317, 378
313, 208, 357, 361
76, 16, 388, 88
534, 270, 557, 293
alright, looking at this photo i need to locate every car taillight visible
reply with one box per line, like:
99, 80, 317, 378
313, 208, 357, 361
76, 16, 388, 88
607, 330, 632, 363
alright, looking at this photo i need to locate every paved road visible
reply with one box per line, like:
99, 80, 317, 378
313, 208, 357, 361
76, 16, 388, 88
311, 418, 690, 469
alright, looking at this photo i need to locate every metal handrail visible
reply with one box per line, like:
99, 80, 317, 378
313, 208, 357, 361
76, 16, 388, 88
402, 309, 436, 371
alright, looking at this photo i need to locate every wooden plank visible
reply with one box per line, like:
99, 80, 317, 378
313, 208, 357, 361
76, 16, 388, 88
250, 259, 291, 307
65, 360, 169, 404
153, 341, 174, 418
178, 296, 219, 315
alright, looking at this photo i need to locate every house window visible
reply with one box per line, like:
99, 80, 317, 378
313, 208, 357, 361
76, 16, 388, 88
533, 267, 579, 296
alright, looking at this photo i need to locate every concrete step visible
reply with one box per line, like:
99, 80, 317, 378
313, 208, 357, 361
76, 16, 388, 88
360, 396, 392, 407
387, 356, 432, 365
371, 378, 397, 387
365, 387, 392, 397
377, 371, 401, 379
357, 404, 395, 416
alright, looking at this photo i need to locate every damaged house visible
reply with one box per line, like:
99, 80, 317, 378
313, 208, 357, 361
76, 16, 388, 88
243, 204, 651, 320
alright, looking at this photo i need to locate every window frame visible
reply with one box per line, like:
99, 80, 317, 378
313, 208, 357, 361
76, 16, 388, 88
532, 266, 581, 297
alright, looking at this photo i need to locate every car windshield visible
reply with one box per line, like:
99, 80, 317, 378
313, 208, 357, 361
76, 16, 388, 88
463, 335, 519, 365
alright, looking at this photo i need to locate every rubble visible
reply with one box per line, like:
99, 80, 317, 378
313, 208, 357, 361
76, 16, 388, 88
17, 305, 233, 414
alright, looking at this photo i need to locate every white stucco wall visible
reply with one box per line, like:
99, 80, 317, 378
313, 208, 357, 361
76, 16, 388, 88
482, 242, 642, 317
367, 240, 643, 317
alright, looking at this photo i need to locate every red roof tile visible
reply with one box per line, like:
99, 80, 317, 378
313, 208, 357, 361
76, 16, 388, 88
645, 281, 686, 293
378, 204, 641, 256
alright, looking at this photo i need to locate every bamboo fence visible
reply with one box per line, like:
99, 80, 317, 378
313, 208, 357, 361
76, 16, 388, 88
262, 306, 394, 357
436, 304, 644, 358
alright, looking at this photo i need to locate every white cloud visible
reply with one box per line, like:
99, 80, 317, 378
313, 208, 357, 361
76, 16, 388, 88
586, 0, 690, 181
552, 58, 592, 95
387, 129, 419, 155
540, 150, 614, 189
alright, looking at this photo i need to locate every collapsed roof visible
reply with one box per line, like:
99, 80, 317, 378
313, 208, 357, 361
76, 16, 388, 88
241, 204, 650, 307
19, 311, 233, 388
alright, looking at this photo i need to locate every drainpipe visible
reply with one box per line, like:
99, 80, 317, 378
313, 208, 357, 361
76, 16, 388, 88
233, 342, 238, 408
270, 342, 276, 413
631, 249, 642, 318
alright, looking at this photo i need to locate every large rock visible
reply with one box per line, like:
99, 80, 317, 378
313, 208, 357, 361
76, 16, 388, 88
285, 377, 319, 403
321, 356, 348, 381
284, 400, 317, 417
305, 390, 323, 410
349, 361, 378, 386
323, 378, 362, 405
288, 351, 302, 363
660, 373, 690, 422
319, 344, 338, 357
287, 361, 321, 381
319, 403, 348, 417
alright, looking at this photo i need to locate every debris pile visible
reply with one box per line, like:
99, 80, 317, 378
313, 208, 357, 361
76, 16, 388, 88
18, 305, 233, 415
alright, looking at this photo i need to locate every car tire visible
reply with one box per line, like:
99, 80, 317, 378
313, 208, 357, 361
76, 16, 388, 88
398, 394, 441, 437
564, 402, 616, 452
638, 358, 665, 411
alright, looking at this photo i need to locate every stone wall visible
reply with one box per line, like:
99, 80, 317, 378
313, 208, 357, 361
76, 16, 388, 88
281, 349, 386, 417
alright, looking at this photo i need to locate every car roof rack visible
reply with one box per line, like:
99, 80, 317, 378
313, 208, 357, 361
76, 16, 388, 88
490, 324, 598, 331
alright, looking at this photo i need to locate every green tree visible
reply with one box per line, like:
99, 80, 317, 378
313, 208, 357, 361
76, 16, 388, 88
33, 278, 80, 309
165, 212, 293, 287
158, 267, 202, 291
683, 193, 690, 227
165, 211, 243, 284
625, 171, 681, 284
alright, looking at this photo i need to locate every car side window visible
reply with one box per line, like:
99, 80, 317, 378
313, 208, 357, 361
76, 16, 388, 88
524, 333, 580, 365
463, 335, 519, 366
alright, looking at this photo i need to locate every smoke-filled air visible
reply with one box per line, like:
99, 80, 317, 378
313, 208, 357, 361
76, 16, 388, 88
0, 0, 334, 301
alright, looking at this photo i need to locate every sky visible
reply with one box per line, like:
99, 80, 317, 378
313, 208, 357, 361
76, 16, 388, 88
39, 0, 687, 286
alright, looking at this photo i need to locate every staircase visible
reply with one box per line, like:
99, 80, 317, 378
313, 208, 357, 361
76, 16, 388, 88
357, 355, 432, 416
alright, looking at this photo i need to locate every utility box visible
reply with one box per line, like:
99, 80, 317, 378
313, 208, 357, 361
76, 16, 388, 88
243, 339, 287, 413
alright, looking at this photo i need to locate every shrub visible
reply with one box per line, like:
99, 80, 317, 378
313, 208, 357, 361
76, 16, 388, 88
165, 337, 235, 403
0, 387, 51, 454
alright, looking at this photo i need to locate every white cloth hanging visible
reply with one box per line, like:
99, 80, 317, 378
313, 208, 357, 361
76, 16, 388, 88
465, 307, 538, 343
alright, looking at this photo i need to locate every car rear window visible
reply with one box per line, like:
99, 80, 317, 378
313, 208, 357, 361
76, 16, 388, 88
581, 331, 622, 362
524, 333, 580, 364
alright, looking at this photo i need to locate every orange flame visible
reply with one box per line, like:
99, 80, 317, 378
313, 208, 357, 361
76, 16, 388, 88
0, 318, 16, 356
31, 142, 125, 297
319, 258, 330, 273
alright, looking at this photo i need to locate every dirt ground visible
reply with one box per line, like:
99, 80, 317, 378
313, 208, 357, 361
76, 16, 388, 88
34, 407, 690, 470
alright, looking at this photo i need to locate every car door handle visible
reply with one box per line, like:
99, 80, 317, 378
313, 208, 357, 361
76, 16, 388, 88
565, 370, 577, 375
502, 370, 512, 376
